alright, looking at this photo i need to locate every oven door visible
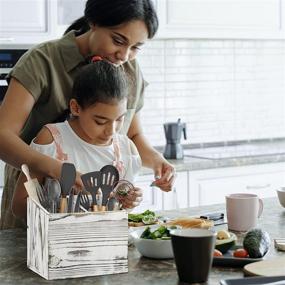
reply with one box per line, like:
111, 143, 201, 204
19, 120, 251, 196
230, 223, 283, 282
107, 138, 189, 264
0, 75, 8, 102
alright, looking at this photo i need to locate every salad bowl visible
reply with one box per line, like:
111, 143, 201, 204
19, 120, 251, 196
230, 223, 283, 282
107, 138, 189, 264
130, 225, 174, 259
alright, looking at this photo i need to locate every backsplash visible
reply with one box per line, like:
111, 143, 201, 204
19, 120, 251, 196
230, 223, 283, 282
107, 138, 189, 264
137, 40, 285, 147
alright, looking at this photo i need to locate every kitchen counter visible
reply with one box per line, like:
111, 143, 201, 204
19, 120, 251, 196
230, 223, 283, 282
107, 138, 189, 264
0, 197, 284, 285
141, 138, 285, 175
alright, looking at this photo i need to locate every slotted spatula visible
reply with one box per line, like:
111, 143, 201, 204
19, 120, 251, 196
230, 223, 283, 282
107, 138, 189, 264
59, 163, 76, 213
100, 165, 119, 211
81, 171, 102, 211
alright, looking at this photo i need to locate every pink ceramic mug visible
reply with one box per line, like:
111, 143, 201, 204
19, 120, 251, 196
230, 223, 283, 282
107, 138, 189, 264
226, 193, 263, 232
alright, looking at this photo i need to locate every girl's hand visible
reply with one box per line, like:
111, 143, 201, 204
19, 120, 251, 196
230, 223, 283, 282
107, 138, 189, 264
75, 171, 84, 190
121, 187, 143, 209
151, 155, 176, 192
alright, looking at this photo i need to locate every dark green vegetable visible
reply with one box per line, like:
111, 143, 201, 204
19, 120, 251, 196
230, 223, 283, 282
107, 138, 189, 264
128, 210, 156, 223
140, 225, 177, 240
140, 227, 151, 239
243, 228, 271, 258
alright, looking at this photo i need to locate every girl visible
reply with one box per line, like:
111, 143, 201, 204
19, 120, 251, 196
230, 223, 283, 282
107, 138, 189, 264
12, 60, 143, 219
0, 0, 175, 229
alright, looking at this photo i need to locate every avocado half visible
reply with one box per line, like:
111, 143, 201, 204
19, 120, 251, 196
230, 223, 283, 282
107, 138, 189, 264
215, 232, 237, 254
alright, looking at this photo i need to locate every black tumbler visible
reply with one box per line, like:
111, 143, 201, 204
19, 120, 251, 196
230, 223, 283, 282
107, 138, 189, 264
170, 229, 216, 284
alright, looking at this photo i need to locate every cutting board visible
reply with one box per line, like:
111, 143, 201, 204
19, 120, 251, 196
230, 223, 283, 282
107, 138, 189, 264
244, 256, 285, 276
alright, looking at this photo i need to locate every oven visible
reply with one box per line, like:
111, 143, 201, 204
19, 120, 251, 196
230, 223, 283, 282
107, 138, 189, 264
0, 44, 33, 101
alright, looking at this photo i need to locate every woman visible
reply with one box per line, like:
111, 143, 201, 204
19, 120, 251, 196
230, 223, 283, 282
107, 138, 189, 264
0, 0, 175, 229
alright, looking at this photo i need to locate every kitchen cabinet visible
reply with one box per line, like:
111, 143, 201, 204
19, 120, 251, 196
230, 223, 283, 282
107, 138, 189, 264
133, 174, 162, 212
155, 0, 285, 39
188, 163, 285, 206
2, 0, 285, 44
135, 162, 285, 211
161, 171, 189, 210
0, 0, 56, 44
0, 0, 85, 44
134, 171, 189, 212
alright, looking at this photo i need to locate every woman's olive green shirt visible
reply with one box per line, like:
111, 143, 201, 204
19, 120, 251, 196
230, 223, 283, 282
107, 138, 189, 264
0, 31, 147, 229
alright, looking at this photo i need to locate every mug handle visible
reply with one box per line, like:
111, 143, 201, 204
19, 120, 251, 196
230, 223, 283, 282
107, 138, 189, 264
258, 198, 263, 218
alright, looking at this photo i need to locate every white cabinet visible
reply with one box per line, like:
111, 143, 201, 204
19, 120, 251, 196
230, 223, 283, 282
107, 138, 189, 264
130, 162, 285, 212
162, 171, 189, 210
155, 0, 285, 39
134, 171, 189, 212
0, 0, 56, 44
2, 0, 285, 43
0, 0, 85, 44
189, 163, 285, 206
133, 174, 163, 212
55, 0, 86, 37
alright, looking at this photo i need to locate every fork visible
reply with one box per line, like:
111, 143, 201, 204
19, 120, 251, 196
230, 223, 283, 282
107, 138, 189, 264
80, 192, 90, 212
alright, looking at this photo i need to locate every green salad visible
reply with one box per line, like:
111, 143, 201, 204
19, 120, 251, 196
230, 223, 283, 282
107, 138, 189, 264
140, 225, 177, 240
128, 210, 157, 225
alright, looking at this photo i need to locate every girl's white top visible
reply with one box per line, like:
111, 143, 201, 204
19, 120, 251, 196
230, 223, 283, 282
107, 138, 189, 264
30, 121, 142, 182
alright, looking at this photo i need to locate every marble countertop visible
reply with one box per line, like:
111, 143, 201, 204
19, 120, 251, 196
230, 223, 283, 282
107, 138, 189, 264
142, 139, 285, 174
0, 197, 285, 285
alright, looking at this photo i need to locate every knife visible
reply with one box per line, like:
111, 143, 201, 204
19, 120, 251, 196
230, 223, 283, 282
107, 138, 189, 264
200, 212, 224, 221
200, 212, 226, 226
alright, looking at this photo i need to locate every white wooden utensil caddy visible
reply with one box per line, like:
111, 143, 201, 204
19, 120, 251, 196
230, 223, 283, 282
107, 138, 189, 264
27, 198, 128, 280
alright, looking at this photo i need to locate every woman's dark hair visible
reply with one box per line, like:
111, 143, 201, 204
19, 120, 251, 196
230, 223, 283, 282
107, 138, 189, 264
64, 0, 158, 39
71, 61, 128, 109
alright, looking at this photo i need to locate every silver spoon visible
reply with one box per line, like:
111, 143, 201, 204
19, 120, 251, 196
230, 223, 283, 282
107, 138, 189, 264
45, 178, 61, 213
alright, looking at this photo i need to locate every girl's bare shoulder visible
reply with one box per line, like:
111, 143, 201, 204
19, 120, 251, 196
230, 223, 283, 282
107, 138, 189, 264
33, 126, 54, 145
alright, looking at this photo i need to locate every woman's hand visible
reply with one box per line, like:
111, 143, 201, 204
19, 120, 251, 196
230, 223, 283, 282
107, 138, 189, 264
121, 187, 143, 209
151, 155, 176, 192
127, 114, 176, 193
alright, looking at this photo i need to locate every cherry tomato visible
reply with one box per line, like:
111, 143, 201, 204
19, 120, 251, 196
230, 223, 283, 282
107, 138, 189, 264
233, 248, 249, 258
213, 249, 223, 257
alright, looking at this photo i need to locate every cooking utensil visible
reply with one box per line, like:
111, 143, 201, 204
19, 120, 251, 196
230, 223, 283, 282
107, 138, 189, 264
74, 192, 82, 213
21, 164, 41, 204
200, 212, 227, 226
35, 182, 50, 211
100, 165, 119, 211
80, 192, 90, 212
96, 188, 103, 210
106, 197, 120, 211
81, 171, 102, 211
45, 178, 61, 213
59, 163, 76, 213
244, 256, 285, 276
67, 187, 74, 213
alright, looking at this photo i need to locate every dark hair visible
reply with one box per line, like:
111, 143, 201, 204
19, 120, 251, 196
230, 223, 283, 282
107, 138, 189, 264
65, 0, 158, 39
71, 61, 128, 109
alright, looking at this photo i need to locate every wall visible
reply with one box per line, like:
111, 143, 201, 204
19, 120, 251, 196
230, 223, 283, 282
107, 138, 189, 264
137, 40, 285, 147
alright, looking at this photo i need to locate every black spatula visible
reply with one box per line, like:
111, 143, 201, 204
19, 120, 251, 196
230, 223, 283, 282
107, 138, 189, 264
81, 171, 102, 211
59, 163, 76, 213
100, 165, 119, 211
